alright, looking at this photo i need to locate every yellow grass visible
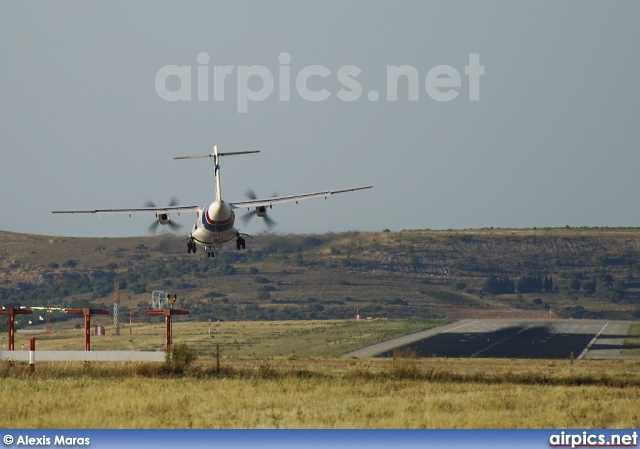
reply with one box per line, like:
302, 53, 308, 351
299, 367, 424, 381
4, 319, 640, 428
623, 323, 640, 355
1, 357, 640, 428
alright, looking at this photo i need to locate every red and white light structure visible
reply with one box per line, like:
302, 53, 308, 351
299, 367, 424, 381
29, 338, 35, 374
1, 307, 33, 351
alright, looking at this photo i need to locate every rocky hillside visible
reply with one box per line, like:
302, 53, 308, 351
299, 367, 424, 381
1, 228, 640, 329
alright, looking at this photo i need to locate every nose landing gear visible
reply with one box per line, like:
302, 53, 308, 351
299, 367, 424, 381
236, 231, 247, 250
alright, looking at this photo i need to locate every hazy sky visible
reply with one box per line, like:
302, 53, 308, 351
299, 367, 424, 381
2, 1, 639, 238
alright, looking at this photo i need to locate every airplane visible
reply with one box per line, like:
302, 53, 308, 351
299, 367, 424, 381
52, 145, 372, 257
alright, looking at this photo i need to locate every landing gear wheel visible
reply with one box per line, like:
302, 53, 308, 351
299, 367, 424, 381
187, 240, 197, 254
236, 237, 245, 250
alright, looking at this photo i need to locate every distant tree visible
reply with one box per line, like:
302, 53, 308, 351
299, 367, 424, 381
543, 275, 553, 292
254, 276, 271, 284
583, 276, 597, 295
257, 289, 271, 301
386, 298, 408, 306
594, 272, 625, 303
517, 274, 544, 293
129, 282, 146, 294
309, 303, 325, 312
484, 276, 515, 295
114, 249, 126, 259
221, 264, 236, 276
570, 278, 581, 291
63, 259, 77, 268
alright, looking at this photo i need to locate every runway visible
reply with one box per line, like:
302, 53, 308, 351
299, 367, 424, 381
342, 319, 638, 360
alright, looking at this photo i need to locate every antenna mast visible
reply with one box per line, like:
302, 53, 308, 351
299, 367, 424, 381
113, 282, 120, 336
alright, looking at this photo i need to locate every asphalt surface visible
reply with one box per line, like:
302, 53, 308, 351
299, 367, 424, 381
342, 319, 639, 360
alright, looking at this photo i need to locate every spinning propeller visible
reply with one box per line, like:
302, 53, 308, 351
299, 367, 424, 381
241, 189, 278, 228
145, 197, 182, 234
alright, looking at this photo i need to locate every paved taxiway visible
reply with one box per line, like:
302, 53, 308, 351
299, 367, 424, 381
342, 319, 638, 360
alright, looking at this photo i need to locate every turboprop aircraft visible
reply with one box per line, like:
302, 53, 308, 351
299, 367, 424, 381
52, 145, 372, 257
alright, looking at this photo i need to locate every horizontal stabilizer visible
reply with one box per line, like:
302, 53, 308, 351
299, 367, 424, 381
174, 150, 259, 160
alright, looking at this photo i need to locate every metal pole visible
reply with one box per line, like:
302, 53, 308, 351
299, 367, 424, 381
114, 282, 120, 336
9, 312, 15, 351
165, 312, 171, 352
84, 310, 91, 351
216, 344, 220, 376
570, 351, 574, 374
2, 308, 32, 353
29, 338, 35, 374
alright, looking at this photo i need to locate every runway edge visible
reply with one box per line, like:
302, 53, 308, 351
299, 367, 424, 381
341, 319, 478, 358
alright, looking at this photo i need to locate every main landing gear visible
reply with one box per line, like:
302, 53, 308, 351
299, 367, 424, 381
187, 233, 248, 257
236, 234, 246, 250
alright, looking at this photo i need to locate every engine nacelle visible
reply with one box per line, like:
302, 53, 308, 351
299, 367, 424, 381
157, 213, 171, 225
255, 206, 267, 218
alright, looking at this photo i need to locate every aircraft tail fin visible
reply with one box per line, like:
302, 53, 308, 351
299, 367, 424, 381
174, 146, 259, 202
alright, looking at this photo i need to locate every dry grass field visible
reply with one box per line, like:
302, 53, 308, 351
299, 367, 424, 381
10, 319, 447, 357
2, 319, 640, 429
623, 323, 640, 355
1, 357, 639, 428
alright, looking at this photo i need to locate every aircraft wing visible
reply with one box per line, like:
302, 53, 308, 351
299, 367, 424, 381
51, 205, 201, 215
229, 186, 373, 209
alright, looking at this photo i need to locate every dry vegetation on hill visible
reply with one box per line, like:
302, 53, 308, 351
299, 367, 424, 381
2, 228, 640, 331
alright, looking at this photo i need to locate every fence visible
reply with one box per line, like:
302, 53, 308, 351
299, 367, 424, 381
0, 350, 164, 362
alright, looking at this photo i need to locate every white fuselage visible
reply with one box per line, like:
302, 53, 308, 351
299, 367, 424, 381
190, 200, 237, 247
